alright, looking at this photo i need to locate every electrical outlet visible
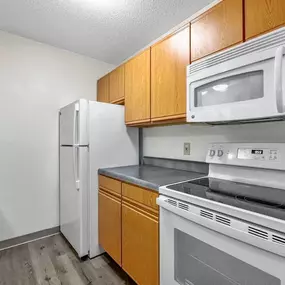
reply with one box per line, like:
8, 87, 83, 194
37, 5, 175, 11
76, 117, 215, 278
184, 143, 191, 155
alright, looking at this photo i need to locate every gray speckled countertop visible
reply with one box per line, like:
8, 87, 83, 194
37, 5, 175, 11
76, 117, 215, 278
98, 165, 207, 192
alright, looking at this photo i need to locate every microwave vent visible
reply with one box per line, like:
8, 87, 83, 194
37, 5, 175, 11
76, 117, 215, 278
208, 116, 285, 126
188, 27, 285, 75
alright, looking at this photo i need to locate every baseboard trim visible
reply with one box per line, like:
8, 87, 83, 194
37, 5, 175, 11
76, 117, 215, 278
0, 226, 60, 251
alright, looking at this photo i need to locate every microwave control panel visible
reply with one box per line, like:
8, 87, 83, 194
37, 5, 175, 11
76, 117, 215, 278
206, 143, 285, 170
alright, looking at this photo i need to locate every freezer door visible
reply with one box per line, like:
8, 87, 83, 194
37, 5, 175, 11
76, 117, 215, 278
60, 99, 89, 146
60, 146, 88, 257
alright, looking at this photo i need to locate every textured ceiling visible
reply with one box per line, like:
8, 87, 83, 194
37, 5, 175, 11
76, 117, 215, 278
0, 0, 213, 65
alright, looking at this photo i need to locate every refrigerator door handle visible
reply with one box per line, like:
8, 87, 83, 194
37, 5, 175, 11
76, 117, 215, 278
73, 146, 80, 191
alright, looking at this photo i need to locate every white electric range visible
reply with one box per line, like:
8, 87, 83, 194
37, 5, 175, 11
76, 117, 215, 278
158, 143, 285, 285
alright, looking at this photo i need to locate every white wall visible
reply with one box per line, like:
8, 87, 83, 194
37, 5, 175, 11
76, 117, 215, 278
143, 122, 285, 162
0, 31, 114, 242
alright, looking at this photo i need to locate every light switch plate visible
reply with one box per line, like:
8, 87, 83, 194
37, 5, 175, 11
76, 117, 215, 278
184, 143, 191, 155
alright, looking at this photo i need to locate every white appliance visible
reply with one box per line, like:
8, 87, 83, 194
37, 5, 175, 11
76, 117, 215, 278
158, 143, 285, 285
59, 99, 138, 258
187, 27, 285, 124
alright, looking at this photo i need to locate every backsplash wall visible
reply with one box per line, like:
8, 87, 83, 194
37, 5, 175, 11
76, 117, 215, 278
143, 122, 285, 162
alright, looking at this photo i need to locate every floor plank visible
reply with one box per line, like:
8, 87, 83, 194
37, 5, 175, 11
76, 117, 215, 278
0, 244, 37, 285
0, 234, 135, 285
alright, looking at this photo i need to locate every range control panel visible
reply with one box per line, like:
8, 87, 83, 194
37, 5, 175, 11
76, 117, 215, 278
206, 143, 285, 170
237, 148, 279, 161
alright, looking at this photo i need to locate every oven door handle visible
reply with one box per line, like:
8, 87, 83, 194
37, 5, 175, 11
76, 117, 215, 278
275, 46, 285, 113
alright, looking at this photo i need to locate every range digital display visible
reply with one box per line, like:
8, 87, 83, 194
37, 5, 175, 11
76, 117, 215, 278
251, 149, 263, 155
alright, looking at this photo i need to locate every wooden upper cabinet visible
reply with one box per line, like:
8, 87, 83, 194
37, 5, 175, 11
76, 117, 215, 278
191, 0, 243, 62
109, 65, 125, 104
245, 0, 285, 40
97, 74, 109, 103
151, 26, 190, 122
125, 48, 151, 125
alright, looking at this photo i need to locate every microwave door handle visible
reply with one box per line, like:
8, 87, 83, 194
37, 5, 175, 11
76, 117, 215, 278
275, 46, 285, 113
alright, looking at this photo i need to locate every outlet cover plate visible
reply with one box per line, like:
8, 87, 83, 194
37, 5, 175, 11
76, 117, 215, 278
184, 143, 191, 155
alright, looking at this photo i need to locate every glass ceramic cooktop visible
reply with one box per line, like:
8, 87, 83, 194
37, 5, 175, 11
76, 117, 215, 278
166, 177, 285, 220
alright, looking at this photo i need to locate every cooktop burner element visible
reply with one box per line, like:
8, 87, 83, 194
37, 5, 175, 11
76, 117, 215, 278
166, 177, 285, 220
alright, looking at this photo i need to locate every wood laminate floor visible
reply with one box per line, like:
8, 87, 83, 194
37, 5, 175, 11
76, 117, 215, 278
0, 234, 136, 285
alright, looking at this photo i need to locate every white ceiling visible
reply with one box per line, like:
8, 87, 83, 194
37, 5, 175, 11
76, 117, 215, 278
0, 0, 213, 65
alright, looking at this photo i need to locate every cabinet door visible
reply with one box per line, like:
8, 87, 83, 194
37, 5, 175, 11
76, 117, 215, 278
109, 65, 125, 104
125, 48, 151, 125
97, 75, 109, 103
98, 191, 121, 265
191, 0, 243, 62
151, 26, 189, 122
245, 0, 285, 40
122, 203, 159, 285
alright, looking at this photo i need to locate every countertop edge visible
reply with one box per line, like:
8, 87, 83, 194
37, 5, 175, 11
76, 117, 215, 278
98, 169, 159, 192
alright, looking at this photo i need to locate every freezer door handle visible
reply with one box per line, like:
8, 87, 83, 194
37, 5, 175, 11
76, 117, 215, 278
73, 102, 80, 145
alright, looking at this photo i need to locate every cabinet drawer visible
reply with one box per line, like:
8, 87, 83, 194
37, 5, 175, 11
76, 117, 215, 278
122, 183, 158, 212
99, 175, 121, 196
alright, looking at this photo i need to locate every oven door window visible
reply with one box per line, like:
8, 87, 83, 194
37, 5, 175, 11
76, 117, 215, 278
194, 71, 264, 107
174, 229, 280, 285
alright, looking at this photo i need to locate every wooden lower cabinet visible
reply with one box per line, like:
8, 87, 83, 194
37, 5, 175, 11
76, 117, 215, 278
98, 191, 122, 266
98, 176, 159, 285
98, 175, 122, 266
122, 183, 159, 285
122, 203, 159, 285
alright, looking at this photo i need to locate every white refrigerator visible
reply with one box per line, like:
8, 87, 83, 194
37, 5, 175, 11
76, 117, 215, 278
59, 99, 138, 258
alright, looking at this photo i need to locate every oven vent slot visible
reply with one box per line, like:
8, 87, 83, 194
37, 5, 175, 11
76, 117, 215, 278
178, 202, 189, 212
272, 235, 285, 246
200, 210, 214, 220
248, 226, 268, 240
166, 199, 177, 207
215, 215, 231, 226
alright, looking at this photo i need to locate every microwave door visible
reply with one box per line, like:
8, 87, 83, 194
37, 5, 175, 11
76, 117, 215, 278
187, 45, 284, 123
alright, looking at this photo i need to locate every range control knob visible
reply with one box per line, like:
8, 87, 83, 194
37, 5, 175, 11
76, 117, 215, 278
217, 150, 224, 157
209, 150, 216, 157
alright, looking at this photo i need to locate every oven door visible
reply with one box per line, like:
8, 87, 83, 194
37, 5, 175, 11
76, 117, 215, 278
159, 198, 285, 285
187, 45, 285, 123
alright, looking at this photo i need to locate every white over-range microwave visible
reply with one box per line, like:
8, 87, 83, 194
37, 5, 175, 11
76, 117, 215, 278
187, 27, 285, 124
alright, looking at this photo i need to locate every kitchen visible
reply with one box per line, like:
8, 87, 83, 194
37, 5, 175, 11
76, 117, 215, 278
1, 0, 285, 284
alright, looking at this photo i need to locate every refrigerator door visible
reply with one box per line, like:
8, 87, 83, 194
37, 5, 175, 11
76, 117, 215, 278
60, 99, 89, 146
60, 146, 89, 257
88, 101, 139, 258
